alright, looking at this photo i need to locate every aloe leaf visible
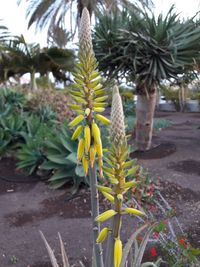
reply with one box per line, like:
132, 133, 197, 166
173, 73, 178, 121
49, 169, 74, 181
39, 231, 59, 267
66, 152, 77, 164
141, 262, 159, 267
58, 232, 70, 267
120, 224, 148, 267
134, 222, 158, 267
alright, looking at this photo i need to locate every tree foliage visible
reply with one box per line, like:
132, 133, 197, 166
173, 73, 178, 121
93, 6, 200, 94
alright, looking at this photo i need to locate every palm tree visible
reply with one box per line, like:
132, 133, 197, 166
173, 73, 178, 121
18, 0, 152, 44
93, 7, 200, 150
0, 35, 75, 89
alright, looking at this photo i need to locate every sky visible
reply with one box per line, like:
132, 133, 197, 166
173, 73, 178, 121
0, 0, 200, 47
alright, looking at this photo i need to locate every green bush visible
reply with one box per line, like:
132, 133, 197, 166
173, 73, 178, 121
125, 116, 171, 133
0, 87, 26, 108
25, 88, 74, 122
160, 85, 180, 111
0, 113, 25, 144
0, 87, 86, 189
16, 118, 53, 175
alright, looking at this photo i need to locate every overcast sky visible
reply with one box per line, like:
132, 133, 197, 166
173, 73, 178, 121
0, 0, 200, 47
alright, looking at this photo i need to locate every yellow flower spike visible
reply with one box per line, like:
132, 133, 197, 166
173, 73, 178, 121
84, 125, 91, 154
95, 209, 117, 222
77, 139, 85, 161
82, 156, 88, 176
93, 107, 105, 113
114, 238, 122, 267
96, 227, 110, 243
95, 114, 111, 125
71, 125, 83, 140
89, 146, 96, 168
102, 191, 114, 203
68, 114, 84, 127
94, 96, 108, 102
84, 108, 91, 116
96, 185, 113, 194
92, 122, 101, 144
124, 207, 146, 217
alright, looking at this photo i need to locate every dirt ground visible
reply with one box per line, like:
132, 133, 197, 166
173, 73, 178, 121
0, 112, 200, 267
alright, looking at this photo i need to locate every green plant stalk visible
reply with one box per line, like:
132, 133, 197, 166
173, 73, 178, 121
105, 147, 125, 267
89, 166, 104, 267
87, 98, 104, 267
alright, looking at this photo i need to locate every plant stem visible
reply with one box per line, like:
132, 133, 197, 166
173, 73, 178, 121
89, 165, 104, 267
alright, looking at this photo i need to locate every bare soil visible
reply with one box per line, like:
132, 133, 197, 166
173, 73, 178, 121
0, 112, 200, 267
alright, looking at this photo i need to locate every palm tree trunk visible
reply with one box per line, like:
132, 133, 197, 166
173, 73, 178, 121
30, 70, 38, 91
135, 92, 157, 151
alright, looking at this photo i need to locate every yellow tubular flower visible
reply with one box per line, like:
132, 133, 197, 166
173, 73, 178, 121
96, 185, 113, 193
77, 139, 85, 161
93, 107, 105, 113
95, 114, 111, 125
82, 156, 88, 176
92, 122, 101, 144
71, 125, 83, 140
114, 239, 122, 267
102, 191, 114, 203
89, 146, 96, 168
123, 180, 139, 189
84, 125, 91, 154
84, 108, 91, 116
69, 104, 82, 110
96, 227, 109, 243
96, 139, 103, 158
124, 207, 146, 217
95, 209, 117, 222
94, 96, 108, 102
68, 114, 84, 127
93, 102, 107, 108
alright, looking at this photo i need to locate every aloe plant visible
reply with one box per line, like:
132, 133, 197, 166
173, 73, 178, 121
40, 123, 85, 190
42, 7, 158, 267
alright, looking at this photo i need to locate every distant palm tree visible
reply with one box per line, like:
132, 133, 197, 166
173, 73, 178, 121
0, 35, 75, 89
93, 7, 200, 150
0, 22, 11, 42
18, 0, 152, 45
